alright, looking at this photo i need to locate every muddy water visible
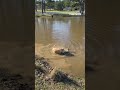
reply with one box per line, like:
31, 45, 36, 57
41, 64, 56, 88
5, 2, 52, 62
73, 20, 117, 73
35, 16, 85, 77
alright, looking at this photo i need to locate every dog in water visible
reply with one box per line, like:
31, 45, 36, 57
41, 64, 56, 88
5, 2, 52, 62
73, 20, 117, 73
52, 47, 74, 56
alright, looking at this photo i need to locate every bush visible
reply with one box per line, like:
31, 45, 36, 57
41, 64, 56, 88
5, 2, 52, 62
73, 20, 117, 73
55, 1, 65, 11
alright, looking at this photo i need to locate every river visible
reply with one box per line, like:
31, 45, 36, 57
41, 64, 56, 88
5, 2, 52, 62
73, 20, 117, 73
35, 16, 85, 77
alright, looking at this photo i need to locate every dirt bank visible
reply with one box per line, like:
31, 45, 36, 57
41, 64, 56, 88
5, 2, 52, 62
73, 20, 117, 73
35, 55, 85, 90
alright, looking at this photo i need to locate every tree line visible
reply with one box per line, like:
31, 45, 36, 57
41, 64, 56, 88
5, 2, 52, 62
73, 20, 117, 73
35, 0, 85, 15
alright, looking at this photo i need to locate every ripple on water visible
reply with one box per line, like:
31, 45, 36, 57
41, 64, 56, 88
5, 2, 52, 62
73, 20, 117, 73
35, 42, 85, 77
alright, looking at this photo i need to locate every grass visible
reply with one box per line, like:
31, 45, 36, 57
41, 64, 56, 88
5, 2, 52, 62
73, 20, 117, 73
35, 10, 81, 17
35, 78, 85, 90
43, 10, 80, 15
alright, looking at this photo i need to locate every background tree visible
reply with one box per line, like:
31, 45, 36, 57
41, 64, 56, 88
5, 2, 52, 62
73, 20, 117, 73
70, 1, 79, 10
79, 0, 85, 15
63, 0, 71, 7
41, 0, 46, 14
35, 0, 85, 14
35, 0, 41, 11
55, 1, 65, 11
71, 0, 85, 14
46, 0, 55, 10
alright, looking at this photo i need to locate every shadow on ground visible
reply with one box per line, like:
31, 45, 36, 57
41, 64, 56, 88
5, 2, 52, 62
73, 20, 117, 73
0, 68, 34, 90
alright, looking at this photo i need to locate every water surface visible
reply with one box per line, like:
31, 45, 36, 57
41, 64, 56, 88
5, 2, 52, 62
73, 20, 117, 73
35, 16, 85, 77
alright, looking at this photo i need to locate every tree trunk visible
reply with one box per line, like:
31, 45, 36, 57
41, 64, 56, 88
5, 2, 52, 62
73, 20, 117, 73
79, 0, 85, 15
43, 0, 46, 13
41, 0, 44, 14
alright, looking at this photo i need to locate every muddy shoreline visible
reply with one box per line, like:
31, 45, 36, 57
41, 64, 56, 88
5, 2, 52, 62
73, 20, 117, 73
35, 55, 85, 90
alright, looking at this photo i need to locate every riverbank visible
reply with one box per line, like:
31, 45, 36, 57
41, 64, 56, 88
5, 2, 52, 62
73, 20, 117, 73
0, 68, 34, 89
35, 10, 84, 17
35, 55, 85, 90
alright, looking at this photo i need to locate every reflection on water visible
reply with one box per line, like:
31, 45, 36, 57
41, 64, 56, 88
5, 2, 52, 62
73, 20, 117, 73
35, 16, 85, 77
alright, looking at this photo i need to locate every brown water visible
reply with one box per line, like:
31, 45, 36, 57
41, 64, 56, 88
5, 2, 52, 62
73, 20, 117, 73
35, 16, 85, 77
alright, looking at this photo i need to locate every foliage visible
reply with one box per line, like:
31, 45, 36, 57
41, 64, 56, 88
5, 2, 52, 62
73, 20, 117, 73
46, 0, 55, 9
55, 1, 65, 11
63, 0, 71, 7
35, 0, 85, 14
